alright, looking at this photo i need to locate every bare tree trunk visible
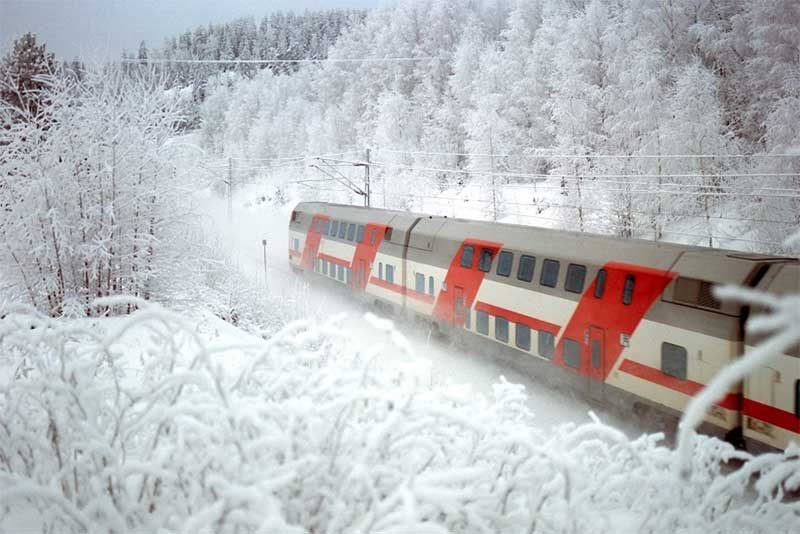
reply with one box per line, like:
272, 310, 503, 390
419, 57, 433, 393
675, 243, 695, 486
654, 134, 663, 241
107, 142, 117, 303
130, 167, 143, 312
143, 166, 158, 301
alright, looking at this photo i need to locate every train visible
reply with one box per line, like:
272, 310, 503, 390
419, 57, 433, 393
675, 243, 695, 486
288, 201, 800, 451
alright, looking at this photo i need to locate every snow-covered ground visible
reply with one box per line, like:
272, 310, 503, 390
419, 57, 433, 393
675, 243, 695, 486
2, 285, 799, 533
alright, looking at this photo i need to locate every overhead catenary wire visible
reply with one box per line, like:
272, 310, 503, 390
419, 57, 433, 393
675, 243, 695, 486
385, 192, 798, 226
364, 163, 800, 199
368, 160, 800, 182
227, 150, 363, 162
380, 193, 786, 248
378, 148, 800, 159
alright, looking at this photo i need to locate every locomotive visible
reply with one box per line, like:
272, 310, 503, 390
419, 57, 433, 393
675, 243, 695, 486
288, 201, 800, 450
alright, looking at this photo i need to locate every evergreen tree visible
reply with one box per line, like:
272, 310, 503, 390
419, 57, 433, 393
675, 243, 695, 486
0, 32, 57, 121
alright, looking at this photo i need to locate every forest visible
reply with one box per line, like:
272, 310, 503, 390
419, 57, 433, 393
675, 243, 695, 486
197, 0, 800, 252
1, 2, 800, 533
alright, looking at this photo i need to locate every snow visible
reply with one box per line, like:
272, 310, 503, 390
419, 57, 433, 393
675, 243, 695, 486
2, 300, 799, 533
2, 2, 800, 531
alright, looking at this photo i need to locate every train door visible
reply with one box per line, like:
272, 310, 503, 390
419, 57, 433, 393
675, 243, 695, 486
454, 286, 466, 325
356, 259, 367, 289
588, 326, 605, 402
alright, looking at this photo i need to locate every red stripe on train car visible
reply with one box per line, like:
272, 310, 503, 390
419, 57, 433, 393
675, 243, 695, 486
556, 262, 677, 381
369, 277, 436, 304
618, 359, 742, 410
431, 239, 503, 325
473, 301, 560, 335
300, 213, 330, 270
318, 252, 352, 268
350, 224, 389, 290
744, 398, 800, 433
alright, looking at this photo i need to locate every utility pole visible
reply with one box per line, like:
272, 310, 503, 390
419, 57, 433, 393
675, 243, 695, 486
489, 127, 497, 222
227, 157, 233, 221
262, 239, 268, 290
364, 148, 371, 208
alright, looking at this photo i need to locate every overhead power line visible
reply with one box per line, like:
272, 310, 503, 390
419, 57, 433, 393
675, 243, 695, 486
121, 57, 438, 65
368, 160, 800, 181
386, 193, 797, 226
379, 148, 800, 159
387, 192, 797, 225
382, 194, 786, 248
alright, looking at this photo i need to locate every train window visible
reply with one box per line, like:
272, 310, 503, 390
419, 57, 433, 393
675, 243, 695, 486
415, 273, 425, 293
339, 265, 346, 281
346, 268, 352, 285
291, 210, 299, 222
323, 219, 331, 235
370, 228, 377, 245
495, 317, 509, 342
540, 259, 560, 288
496, 251, 513, 277
330, 265, 337, 279
661, 342, 687, 380
322, 259, 328, 275
338, 222, 348, 239
385, 227, 393, 241
378, 262, 383, 280
478, 248, 493, 272
515, 323, 531, 350
330, 220, 339, 237
563, 338, 581, 369
594, 269, 607, 298
476, 310, 489, 335
591, 340, 601, 369
428, 276, 434, 296
565, 264, 587, 293
386, 264, 395, 284
356, 225, 365, 243
347, 224, 356, 241
517, 255, 536, 282
538, 331, 554, 359
673, 277, 722, 310
293, 238, 299, 251
623, 274, 636, 305
461, 245, 475, 268
464, 305, 471, 329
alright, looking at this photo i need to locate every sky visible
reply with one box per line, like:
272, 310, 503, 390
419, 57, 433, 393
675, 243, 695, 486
0, 0, 381, 62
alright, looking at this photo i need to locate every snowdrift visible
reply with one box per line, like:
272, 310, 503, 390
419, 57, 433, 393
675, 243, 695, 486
0, 301, 798, 533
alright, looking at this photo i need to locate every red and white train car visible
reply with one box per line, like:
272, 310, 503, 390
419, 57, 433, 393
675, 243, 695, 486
288, 202, 800, 450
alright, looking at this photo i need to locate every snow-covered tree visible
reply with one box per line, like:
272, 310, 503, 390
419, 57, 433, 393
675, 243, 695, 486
0, 67, 204, 316
0, 32, 57, 123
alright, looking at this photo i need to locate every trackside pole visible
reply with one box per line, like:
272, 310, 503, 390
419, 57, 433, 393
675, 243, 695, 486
364, 148, 371, 207
262, 239, 268, 290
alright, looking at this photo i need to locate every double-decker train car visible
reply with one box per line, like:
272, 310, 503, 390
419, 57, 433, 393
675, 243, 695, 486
288, 201, 800, 450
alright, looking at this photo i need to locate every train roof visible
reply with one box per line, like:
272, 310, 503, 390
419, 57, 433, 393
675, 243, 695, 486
294, 201, 798, 285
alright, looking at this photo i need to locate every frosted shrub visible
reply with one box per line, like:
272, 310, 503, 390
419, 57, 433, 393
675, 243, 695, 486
0, 67, 203, 317
0, 300, 798, 533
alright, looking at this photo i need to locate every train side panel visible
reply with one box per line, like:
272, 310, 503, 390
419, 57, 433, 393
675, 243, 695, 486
743, 264, 800, 449
288, 202, 799, 449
